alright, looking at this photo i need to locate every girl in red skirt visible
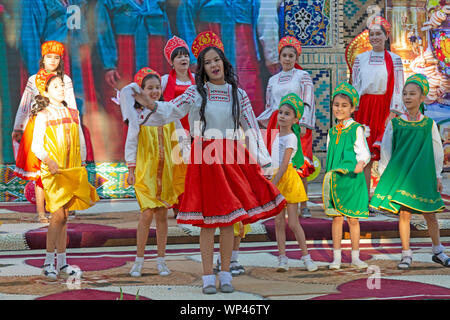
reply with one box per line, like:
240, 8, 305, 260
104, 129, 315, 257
13, 41, 79, 223
352, 17, 405, 191
132, 31, 286, 294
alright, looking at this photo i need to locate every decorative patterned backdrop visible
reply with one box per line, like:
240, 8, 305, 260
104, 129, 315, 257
0, 163, 135, 203
0, 0, 356, 202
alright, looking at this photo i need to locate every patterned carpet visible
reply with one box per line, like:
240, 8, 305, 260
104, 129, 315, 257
0, 238, 449, 300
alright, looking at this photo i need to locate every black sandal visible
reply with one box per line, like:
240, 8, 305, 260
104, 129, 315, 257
432, 253, 450, 267
397, 256, 412, 270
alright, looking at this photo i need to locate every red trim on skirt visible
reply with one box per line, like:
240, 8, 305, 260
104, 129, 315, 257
176, 138, 286, 228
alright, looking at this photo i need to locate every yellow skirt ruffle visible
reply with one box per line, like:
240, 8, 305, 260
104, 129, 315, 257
233, 222, 251, 238
42, 167, 99, 213
134, 124, 186, 211
272, 164, 308, 204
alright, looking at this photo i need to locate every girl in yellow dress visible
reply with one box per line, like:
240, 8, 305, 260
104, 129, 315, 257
121, 67, 186, 277
31, 69, 99, 280
271, 93, 318, 272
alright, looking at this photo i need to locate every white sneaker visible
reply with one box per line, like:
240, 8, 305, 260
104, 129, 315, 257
157, 261, 171, 276
130, 262, 143, 277
277, 255, 289, 272
303, 258, 318, 272
59, 264, 83, 278
42, 264, 58, 280
351, 259, 369, 269
329, 260, 341, 270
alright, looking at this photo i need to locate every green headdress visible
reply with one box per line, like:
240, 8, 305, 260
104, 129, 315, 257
332, 82, 359, 108
404, 74, 429, 114
279, 93, 305, 170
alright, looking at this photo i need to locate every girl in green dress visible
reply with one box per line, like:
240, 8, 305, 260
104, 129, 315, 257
370, 74, 448, 269
323, 82, 371, 270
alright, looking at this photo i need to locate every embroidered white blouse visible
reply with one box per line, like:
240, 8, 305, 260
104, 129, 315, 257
326, 119, 371, 166
138, 82, 272, 168
13, 74, 77, 131
352, 50, 405, 115
378, 114, 444, 179
257, 68, 316, 129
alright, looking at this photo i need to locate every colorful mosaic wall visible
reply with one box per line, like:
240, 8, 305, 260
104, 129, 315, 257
341, 0, 386, 47
281, 0, 347, 166
0, 163, 135, 203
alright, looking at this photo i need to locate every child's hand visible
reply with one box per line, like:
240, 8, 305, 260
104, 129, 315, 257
437, 178, 443, 193
354, 161, 365, 174
46, 159, 59, 175
127, 170, 136, 185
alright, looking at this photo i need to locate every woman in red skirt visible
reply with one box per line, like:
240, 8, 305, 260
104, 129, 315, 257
352, 17, 405, 191
132, 31, 286, 294
161, 36, 196, 218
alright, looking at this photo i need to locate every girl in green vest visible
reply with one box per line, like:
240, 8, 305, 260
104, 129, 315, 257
370, 74, 448, 269
323, 82, 371, 270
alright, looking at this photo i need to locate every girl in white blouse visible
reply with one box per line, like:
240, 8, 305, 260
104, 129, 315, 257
132, 31, 286, 295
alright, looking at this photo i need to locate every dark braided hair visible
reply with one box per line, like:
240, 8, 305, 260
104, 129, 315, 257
195, 47, 240, 136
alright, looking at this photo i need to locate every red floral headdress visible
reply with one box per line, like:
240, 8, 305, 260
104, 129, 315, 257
278, 36, 302, 56
191, 31, 224, 59
164, 36, 190, 65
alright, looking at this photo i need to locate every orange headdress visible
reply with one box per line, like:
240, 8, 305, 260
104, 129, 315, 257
41, 40, 65, 57
35, 69, 57, 94
134, 67, 161, 87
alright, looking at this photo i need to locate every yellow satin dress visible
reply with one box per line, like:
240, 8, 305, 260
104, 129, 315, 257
134, 123, 186, 211
272, 164, 308, 204
39, 106, 99, 213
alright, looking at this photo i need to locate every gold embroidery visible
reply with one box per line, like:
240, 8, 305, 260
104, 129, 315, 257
395, 117, 429, 127
395, 190, 443, 204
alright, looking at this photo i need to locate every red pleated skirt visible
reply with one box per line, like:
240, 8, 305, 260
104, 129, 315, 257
176, 138, 286, 228
354, 94, 390, 161
14, 117, 43, 188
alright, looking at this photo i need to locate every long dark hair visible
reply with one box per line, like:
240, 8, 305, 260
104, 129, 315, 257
39, 55, 65, 78
195, 47, 240, 136
30, 75, 66, 116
